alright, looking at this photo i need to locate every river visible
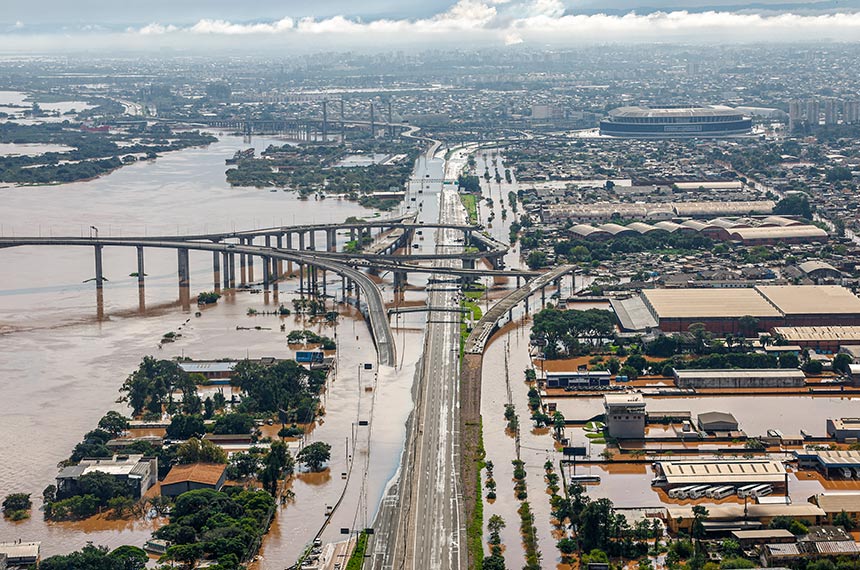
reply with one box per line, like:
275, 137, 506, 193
0, 130, 423, 563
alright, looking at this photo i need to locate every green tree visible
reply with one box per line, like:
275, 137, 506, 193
778, 353, 800, 369
108, 546, 148, 570
259, 441, 294, 495
97, 411, 130, 437
212, 412, 255, 435
832, 353, 853, 374
2, 493, 31, 514
297, 441, 331, 472
833, 510, 856, 530
174, 437, 228, 465
166, 414, 206, 440
773, 194, 813, 219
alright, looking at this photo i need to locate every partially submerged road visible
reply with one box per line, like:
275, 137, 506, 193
369, 152, 468, 570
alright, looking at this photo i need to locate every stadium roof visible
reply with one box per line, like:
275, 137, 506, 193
642, 288, 781, 319
608, 106, 743, 119
756, 285, 860, 316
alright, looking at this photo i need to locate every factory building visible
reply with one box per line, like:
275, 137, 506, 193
545, 370, 611, 389
674, 369, 806, 389
653, 458, 787, 490
641, 285, 860, 334
772, 326, 860, 352
825, 418, 860, 442
603, 393, 646, 439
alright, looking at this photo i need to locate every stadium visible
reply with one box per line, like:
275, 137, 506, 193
599, 105, 753, 138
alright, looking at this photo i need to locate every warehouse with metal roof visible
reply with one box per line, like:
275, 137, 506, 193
655, 458, 787, 488
674, 369, 806, 389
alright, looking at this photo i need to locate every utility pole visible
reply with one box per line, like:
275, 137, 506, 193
322, 99, 328, 142
340, 98, 345, 142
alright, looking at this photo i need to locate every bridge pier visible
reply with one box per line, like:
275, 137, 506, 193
299, 232, 305, 251
239, 241, 247, 285
309, 230, 316, 251
299, 263, 304, 297
247, 242, 254, 282
229, 253, 236, 289
262, 256, 270, 291
213, 251, 221, 292
326, 229, 336, 252
178, 248, 190, 308
541, 285, 546, 308
285, 232, 293, 272
222, 252, 230, 289
94, 244, 104, 290
341, 276, 346, 302
349, 228, 356, 243
276, 234, 283, 278
322, 270, 327, 299
136, 246, 145, 289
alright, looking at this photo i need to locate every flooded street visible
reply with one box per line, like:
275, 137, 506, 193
0, 131, 425, 560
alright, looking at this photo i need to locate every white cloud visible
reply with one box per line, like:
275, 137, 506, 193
13, 21, 24, 29
189, 17, 294, 35
20, 1, 860, 49
504, 31, 524, 45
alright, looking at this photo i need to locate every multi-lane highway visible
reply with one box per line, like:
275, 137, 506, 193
369, 147, 468, 570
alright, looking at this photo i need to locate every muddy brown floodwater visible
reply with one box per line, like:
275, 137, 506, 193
0, 131, 427, 562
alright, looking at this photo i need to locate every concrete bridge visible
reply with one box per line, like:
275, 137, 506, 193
465, 264, 577, 355
0, 236, 396, 367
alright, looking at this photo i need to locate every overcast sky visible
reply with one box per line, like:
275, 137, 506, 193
3, 0, 860, 53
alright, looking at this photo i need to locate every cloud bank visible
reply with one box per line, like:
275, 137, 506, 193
128, 0, 860, 42
5, 0, 860, 52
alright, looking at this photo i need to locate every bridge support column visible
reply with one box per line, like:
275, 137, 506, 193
326, 229, 336, 252
341, 276, 346, 302
299, 263, 304, 297
462, 258, 475, 270
178, 249, 190, 308
516, 276, 521, 288
229, 253, 236, 288
262, 256, 270, 291
541, 285, 546, 308
276, 234, 283, 278
239, 244, 246, 286
247, 240, 254, 282
349, 228, 356, 243
322, 270, 327, 299
309, 230, 316, 251
299, 232, 305, 252
94, 245, 104, 290
285, 233, 293, 272
213, 251, 221, 292
136, 246, 145, 288
222, 252, 230, 289
525, 294, 530, 315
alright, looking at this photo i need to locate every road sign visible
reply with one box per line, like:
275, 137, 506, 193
563, 446, 587, 457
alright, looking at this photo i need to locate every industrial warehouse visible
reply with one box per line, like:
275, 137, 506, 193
632, 285, 860, 334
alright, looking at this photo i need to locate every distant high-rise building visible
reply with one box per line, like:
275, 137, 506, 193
806, 99, 820, 126
531, 104, 565, 121
824, 98, 838, 126
788, 100, 802, 131
844, 100, 860, 124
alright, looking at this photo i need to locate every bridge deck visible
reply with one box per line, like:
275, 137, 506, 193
464, 264, 574, 355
